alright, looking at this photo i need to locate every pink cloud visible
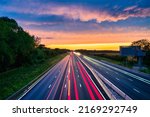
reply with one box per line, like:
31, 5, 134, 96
2, 3, 150, 23
124, 5, 137, 11
27, 27, 150, 45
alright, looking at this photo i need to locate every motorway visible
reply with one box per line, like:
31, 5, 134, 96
20, 52, 105, 100
20, 52, 150, 100
81, 55, 150, 100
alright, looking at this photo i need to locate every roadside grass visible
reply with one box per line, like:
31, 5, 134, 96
90, 55, 133, 68
0, 54, 67, 100
89, 55, 150, 74
140, 67, 150, 74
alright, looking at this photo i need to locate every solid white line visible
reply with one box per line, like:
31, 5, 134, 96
133, 88, 140, 93
18, 55, 70, 100
87, 56, 150, 85
78, 60, 105, 99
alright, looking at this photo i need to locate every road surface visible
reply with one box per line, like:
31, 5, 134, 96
20, 52, 150, 100
81, 55, 150, 100
20, 53, 106, 100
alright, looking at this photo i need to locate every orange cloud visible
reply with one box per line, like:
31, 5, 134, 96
28, 29, 150, 46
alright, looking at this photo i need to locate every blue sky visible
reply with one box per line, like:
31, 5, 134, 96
0, 0, 150, 50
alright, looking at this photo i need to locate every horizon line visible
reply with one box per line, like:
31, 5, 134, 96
45, 42, 131, 50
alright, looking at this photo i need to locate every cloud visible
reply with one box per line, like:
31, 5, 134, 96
21, 21, 59, 27
18, 16, 150, 34
124, 5, 138, 11
1, 1, 150, 23
1, 0, 150, 49
44, 37, 54, 39
27, 26, 150, 45
123, 6, 150, 18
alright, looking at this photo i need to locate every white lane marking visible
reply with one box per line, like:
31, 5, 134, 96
128, 78, 133, 81
133, 88, 140, 93
18, 55, 70, 100
78, 75, 79, 78
80, 84, 82, 88
86, 56, 150, 85
48, 84, 51, 88
115, 77, 120, 81
65, 84, 66, 88
77, 59, 105, 99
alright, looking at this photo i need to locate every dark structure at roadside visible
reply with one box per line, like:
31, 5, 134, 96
120, 46, 145, 67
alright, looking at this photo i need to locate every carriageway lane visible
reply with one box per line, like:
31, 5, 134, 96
20, 55, 69, 100
20, 53, 106, 100
60, 53, 105, 100
81, 55, 150, 100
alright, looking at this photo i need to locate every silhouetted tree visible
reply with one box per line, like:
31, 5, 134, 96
0, 17, 69, 72
131, 39, 150, 51
131, 39, 150, 66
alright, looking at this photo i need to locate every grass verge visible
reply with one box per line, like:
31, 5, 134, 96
140, 68, 150, 74
0, 53, 67, 100
89, 55, 150, 74
90, 55, 132, 68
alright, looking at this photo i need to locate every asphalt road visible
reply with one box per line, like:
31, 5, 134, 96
81, 55, 150, 100
20, 53, 105, 100
20, 52, 150, 100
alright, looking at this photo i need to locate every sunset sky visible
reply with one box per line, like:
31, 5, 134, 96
0, 0, 150, 50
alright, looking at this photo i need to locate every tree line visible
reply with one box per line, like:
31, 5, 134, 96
76, 39, 150, 66
0, 17, 69, 72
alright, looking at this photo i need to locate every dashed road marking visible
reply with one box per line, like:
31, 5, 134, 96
115, 77, 120, 81
80, 84, 82, 88
133, 88, 140, 93
48, 84, 51, 88
128, 78, 133, 81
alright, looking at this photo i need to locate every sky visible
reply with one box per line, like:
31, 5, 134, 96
0, 0, 150, 50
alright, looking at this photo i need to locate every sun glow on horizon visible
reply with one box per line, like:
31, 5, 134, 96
46, 43, 131, 50
29, 29, 150, 50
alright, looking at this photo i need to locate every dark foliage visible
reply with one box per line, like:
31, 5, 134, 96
131, 39, 150, 66
0, 17, 69, 72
